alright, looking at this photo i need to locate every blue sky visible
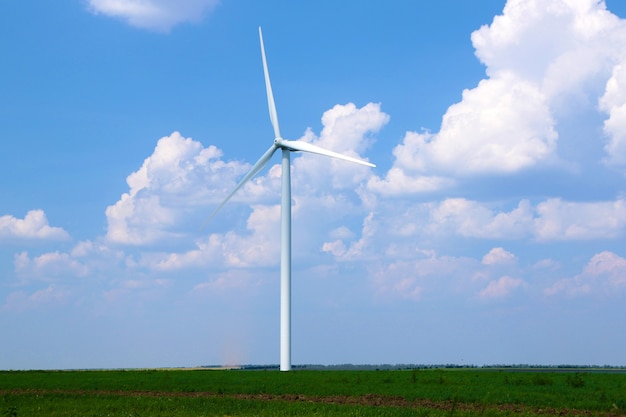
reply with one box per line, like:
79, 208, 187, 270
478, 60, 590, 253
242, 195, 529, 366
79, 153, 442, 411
2, 0, 626, 369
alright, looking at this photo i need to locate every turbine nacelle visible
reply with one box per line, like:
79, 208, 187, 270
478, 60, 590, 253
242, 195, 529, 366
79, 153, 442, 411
274, 137, 303, 153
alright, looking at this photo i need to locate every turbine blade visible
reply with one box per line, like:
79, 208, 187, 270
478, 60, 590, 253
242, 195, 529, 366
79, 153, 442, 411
200, 144, 278, 229
279, 139, 376, 167
259, 27, 281, 139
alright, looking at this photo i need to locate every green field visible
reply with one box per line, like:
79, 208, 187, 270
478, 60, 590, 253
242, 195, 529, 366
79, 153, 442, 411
1, 368, 625, 416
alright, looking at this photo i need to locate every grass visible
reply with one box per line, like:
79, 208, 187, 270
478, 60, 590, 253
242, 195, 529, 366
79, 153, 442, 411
1, 368, 625, 416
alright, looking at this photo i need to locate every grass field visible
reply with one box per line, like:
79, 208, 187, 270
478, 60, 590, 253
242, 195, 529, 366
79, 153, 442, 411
1, 368, 625, 416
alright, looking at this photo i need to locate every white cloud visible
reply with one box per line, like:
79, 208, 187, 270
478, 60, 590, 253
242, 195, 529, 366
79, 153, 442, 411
478, 276, 526, 299
371, 0, 626, 192
86, 0, 219, 32
367, 167, 453, 196
105, 131, 252, 246
293, 103, 386, 190
103, 103, 387, 287
13, 240, 127, 284
107, 102, 383, 253
371, 262, 425, 302
149, 204, 281, 270
545, 251, 626, 296
533, 258, 561, 271
396, 72, 558, 176
371, 253, 481, 301
482, 247, 518, 265
0, 210, 70, 242
473, 0, 626, 170
320, 196, 626, 295
534, 198, 626, 240
600, 64, 626, 168
424, 197, 626, 241
316, 103, 387, 156
471, 0, 621, 84
322, 212, 375, 260
429, 199, 534, 240
14, 251, 89, 282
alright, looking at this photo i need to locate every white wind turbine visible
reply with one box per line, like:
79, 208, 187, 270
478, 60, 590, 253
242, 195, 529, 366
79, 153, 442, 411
204, 27, 375, 371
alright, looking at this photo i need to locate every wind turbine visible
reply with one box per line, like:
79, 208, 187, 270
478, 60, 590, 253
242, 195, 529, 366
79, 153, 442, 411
205, 27, 375, 371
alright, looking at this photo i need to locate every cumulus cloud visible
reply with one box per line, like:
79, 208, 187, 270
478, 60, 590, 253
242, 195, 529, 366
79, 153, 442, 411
0, 210, 70, 242
316, 103, 387, 157
14, 251, 89, 282
429, 199, 534, 240
86, 0, 220, 32
293, 103, 386, 189
545, 251, 626, 296
426, 197, 626, 241
105, 131, 253, 245
371, 252, 481, 301
473, 0, 626, 169
370, 0, 626, 193
600, 64, 626, 168
367, 168, 453, 196
322, 212, 376, 260
106, 102, 383, 250
314, 193, 626, 281
396, 72, 558, 176
149, 204, 281, 270
482, 247, 518, 265
13, 240, 128, 283
104, 103, 383, 274
471, 0, 622, 84
478, 276, 526, 299
534, 198, 626, 240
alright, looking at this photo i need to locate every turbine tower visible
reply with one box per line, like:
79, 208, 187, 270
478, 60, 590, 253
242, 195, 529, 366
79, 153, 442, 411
205, 27, 375, 371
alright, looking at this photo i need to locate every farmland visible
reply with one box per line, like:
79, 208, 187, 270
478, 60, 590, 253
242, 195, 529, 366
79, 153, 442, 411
1, 367, 625, 416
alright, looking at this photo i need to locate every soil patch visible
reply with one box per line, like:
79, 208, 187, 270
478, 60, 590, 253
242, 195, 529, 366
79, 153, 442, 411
1, 389, 617, 416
